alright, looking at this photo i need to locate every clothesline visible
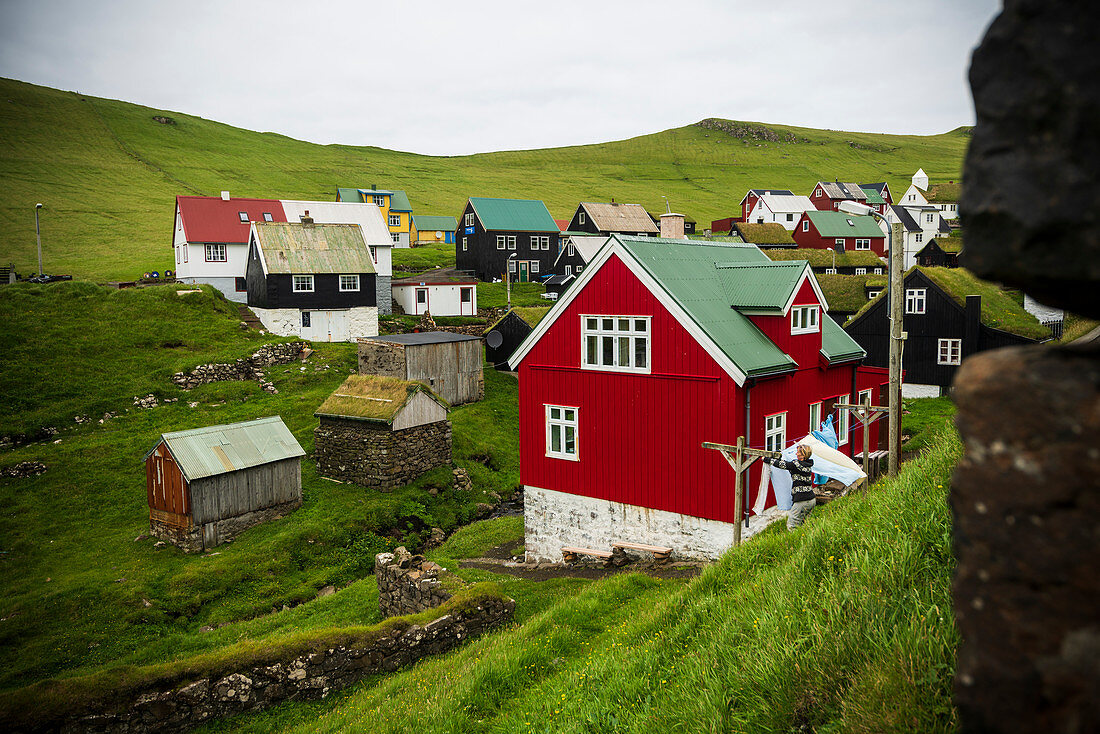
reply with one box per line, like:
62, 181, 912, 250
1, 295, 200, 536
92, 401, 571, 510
731, 410, 891, 453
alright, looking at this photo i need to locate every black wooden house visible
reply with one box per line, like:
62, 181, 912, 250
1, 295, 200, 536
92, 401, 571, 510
246, 221, 378, 341
844, 267, 1050, 394
484, 307, 550, 371
455, 197, 560, 282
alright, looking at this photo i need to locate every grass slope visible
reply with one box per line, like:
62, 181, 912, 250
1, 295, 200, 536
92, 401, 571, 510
203, 428, 962, 734
0, 283, 523, 690
0, 77, 968, 281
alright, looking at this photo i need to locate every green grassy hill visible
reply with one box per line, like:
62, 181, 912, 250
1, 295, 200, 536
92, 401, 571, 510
0, 77, 968, 281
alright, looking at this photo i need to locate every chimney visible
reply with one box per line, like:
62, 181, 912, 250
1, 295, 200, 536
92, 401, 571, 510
660, 212, 686, 239
301, 210, 314, 226
221, 191, 230, 201
964, 295, 981, 356
371, 184, 377, 191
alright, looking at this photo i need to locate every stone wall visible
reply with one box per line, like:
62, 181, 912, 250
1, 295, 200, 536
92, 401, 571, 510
376, 547, 452, 618
357, 339, 406, 378
170, 342, 307, 390
314, 417, 452, 491
376, 274, 391, 316
523, 485, 786, 563
149, 500, 302, 554
37, 596, 514, 734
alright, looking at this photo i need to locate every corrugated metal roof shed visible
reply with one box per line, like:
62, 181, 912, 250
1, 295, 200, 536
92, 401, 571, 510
147, 416, 305, 482
254, 222, 376, 274
469, 197, 558, 232
805, 211, 884, 238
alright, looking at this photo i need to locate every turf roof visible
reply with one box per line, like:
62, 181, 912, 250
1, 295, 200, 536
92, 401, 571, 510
315, 375, 446, 422
733, 222, 794, 245
764, 248, 882, 268
922, 183, 961, 203
816, 274, 873, 313
484, 306, 551, 334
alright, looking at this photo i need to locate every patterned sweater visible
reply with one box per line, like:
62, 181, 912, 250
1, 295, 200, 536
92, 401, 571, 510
765, 456, 816, 502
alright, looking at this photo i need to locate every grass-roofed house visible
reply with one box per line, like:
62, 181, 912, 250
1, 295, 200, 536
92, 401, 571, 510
484, 306, 550, 370
764, 247, 884, 276
145, 417, 305, 552
915, 236, 962, 268
844, 267, 1052, 397
509, 235, 889, 562
732, 222, 796, 248
455, 197, 560, 282
314, 375, 452, 491
245, 219, 378, 341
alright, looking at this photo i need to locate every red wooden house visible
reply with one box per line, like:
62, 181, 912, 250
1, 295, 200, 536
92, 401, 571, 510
738, 188, 795, 222
792, 210, 887, 257
509, 236, 888, 562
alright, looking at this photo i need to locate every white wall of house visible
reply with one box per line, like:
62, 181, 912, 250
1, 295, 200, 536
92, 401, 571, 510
746, 195, 815, 230
523, 485, 786, 563
902, 383, 943, 399
900, 184, 929, 206
251, 306, 378, 342
392, 283, 477, 316
175, 242, 250, 302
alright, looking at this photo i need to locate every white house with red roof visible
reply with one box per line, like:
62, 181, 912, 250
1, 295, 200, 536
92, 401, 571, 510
173, 193, 393, 311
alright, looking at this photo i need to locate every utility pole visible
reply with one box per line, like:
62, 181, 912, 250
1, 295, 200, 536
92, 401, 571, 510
35, 203, 43, 276
887, 221, 904, 476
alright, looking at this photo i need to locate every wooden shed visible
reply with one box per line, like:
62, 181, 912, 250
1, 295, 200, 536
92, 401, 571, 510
144, 416, 305, 552
314, 375, 452, 490
357, 332, 484, 405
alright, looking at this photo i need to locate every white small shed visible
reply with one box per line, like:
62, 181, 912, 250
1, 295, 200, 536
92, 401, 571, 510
391, 268, 478, 316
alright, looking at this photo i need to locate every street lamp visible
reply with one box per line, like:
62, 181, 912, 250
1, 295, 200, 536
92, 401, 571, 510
506, 252, 518, 309
34, 203, 43, 277
839, 199, 903, 476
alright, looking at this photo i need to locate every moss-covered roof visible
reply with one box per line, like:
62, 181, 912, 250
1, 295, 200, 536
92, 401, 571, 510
937, 233, 963, 254
733, 222, 794, 245
764, 248, 883, 268
923, 182, 961, 203
315, 375, 446, 422
847, 267, 1051, 340
485, 306, 551, 333
816, 274, 871, 313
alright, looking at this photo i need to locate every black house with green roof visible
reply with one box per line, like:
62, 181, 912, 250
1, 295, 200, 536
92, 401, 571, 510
455, 197, 560, 282
843, 267, 1050, 394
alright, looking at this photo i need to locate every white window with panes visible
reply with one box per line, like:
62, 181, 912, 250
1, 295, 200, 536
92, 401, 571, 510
765, 412, 786, 453
530, 261, 539, 273
205, 243, 227, 262
545, 405, 578, 460
390, 233, 400, 244
855, 267, 867, 275
581, 315, 650, 373
836, 395, 850, 444
530, 235, 549, 250
905, 288, 927, 314
855, 238, 870, 250
339, 274, 359, 292
825, 267, 837, 274
578, 211, 586, 225
808, 402, 822, 433
790, 305, 820, 335
292, 275, 314, 292
388, 214, 401, 227
937, 338, 962, 365
464, 212, 474, 227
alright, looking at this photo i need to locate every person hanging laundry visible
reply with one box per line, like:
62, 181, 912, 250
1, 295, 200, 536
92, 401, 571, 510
763, 444, 816, 530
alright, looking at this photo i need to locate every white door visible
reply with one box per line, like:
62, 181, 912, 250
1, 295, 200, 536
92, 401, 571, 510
300, 310, 326, 341
460, 287, 474, 316
326, 310, 346, 342
415, 288, 429, 315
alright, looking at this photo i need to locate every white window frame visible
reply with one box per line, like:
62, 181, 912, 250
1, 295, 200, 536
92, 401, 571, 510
462, 237, 468, 252
388, 214, 401, 227
530, 261, 540, 274
802, 220, 809, 232
836, 395, 850, 445
581, 315, 651, 374
175, 247, 180, 264
578, 211, 586, 225
205, 243, 226, 262
530, 235, 549, 250
873, 267, 883, 275
508, 259, 517, 273
546, 405, 579, 460
868, 289, 882, 299
835, 238, 845, 248
905, 288, 927, 314
855, 238, 870, 250
858, 388, 873, 406
855, 268, 867, 276
915, 233, 923, 243
786, 213, 794, 222
507, 235, 517, 250
339, 274, 360, 292
497, 235, 507, 250
808, 402, 822, 433
369, 246, 377, 263
764, 412, 786, 454
565, 265, 572, 275
263, 212, 274, 222
824, 267, 837, 274
937, 338, 962, 365
391, 233, 400, 244
374, 195, 386, 206
790, 305, 820, 335
575, 265, 583, 273
238, 211, 249, 223
464, 212, 474, 227
292, 274, 314, 293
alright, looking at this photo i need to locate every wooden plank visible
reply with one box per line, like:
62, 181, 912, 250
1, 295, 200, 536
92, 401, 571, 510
561, 546, 613, 560
611, 541, 673, 555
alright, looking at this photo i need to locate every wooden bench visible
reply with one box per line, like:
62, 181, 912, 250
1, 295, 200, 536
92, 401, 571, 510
561, 546, 613, 564
611, 541, 673, 564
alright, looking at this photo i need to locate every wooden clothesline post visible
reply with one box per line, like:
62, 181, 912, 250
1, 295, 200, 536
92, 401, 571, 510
836, 402, 890, 477
703, 437, 776, 546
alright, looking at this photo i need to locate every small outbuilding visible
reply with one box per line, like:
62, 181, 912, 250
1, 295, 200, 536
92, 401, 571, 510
144, 416, 305, 552
391, 268, 478, 316
358, 332, 484, 405
314, 375, 452, 490
484, 307, 550, 371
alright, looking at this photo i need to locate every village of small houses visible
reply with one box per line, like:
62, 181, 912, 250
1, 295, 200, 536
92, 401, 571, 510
0, 63, 1090, 732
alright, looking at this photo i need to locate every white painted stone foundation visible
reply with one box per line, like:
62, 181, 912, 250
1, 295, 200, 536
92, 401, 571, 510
902, 382, 943, 398
252, 306, 378, 342
523, 485, 787, 563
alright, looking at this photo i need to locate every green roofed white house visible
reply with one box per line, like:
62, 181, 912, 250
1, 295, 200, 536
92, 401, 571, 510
455, 197, 561, 282
245, 220, 379, 342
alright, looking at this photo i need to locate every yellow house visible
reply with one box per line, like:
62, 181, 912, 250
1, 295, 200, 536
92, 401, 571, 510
410, 215, 458, 247
336, 186, 413, 248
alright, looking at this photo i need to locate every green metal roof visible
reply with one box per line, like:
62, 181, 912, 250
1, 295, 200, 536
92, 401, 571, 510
805, 211, 884, 238
254, 222, 376, 274
337, 187, 362, 203
821, 315, 865, 362
858, 186, 886, 205
713, 262, 807, 312
469, 197, 558, 232
412, 215, 458, 231
147, 417, 305, 482
389, 190, 413, 212
616, 237, 797, 377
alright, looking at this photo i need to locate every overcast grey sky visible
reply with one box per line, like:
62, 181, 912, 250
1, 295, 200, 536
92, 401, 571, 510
0, 0, 1000, 156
